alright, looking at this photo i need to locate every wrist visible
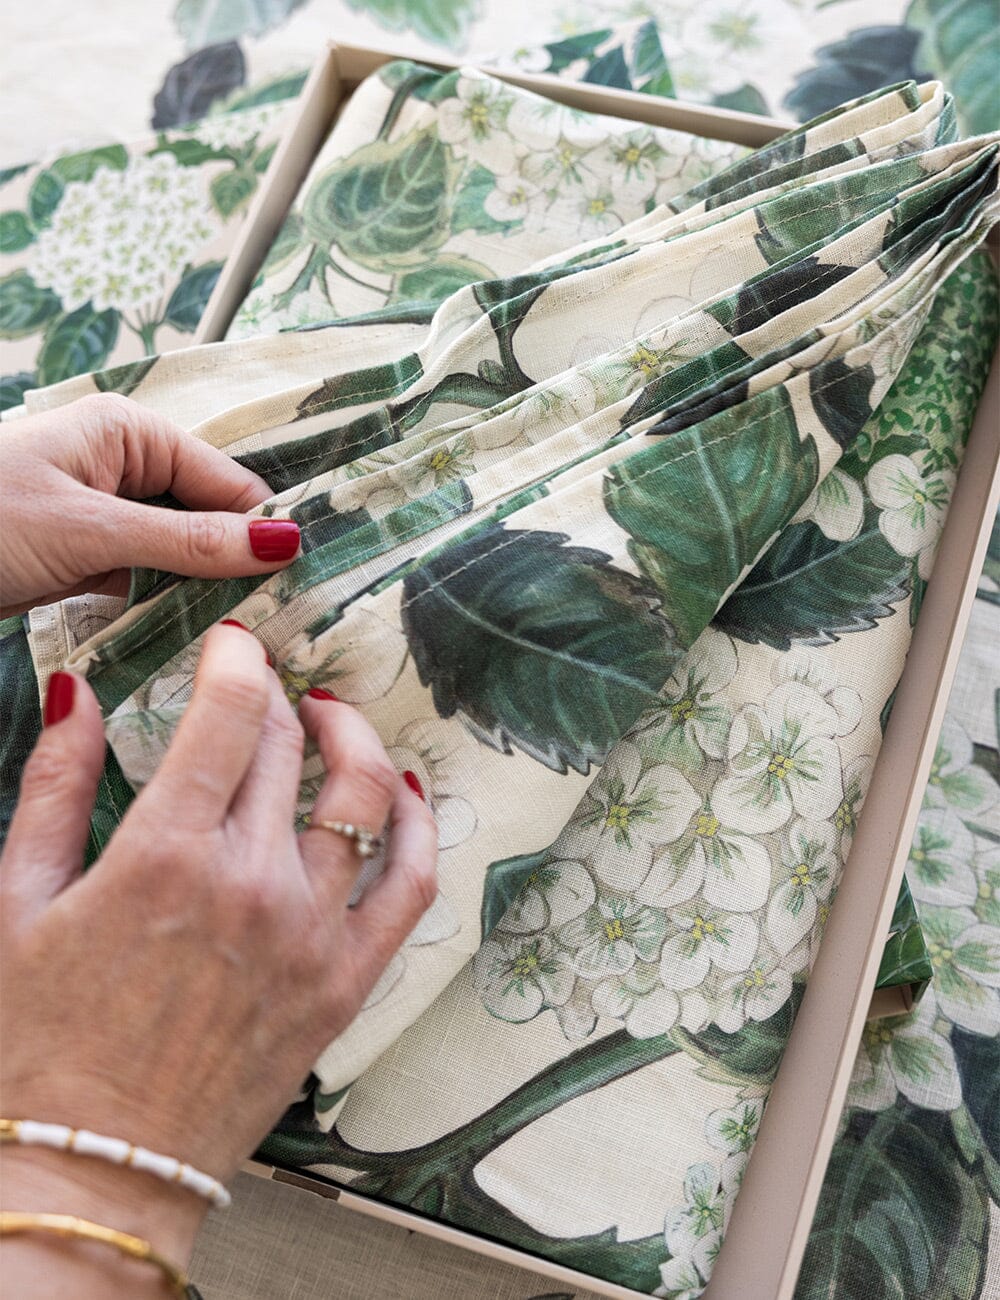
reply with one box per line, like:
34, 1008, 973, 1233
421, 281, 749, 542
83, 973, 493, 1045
0, 1143, 205, 1263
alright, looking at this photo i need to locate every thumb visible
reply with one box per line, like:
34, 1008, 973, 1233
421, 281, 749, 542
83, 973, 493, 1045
88, 495, 301, 580
1, 672, 106, 925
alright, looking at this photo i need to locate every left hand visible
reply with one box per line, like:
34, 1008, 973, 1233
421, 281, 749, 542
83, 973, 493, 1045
0, 392, 301, 618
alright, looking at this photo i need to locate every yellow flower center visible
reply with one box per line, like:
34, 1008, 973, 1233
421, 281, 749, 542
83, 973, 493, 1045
605, 803, 631, 830
691, 915, 716, 939
624, 144, 642, 164
629, 343, 660, 376
695, 813, 719, 838
558, 146, 575, 167
744, 968, 766, 989
835, 801, 855, 832
588, 197, 607, 216
604, 918, 626, 942
280, 669, 312, 704
767, 752, 794, 778
671, 696, 696, 722
818, 903, 830, 925
792, 864, 811, 886
928, 941, 953, 966
429, 449, 453, 472
468, 101, 490, 128
509, 186, 526, 205
979, 881, 993, 900
512, 952, 538, 977
912, 489, 927, 505
866, 1023, 893, 1046
911, 848, 926, 862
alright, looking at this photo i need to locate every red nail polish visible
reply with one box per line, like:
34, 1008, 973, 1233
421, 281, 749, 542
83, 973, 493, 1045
44, 672, 75, 727
403, 770, 425, 802
249, 519, 300, 562
307, 687, 340, 703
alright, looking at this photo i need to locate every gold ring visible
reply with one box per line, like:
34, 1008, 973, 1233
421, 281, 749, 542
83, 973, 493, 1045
307, 818, 379, 859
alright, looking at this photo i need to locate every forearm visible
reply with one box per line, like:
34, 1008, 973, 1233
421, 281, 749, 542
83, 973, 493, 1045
0, 1145, 205, 1298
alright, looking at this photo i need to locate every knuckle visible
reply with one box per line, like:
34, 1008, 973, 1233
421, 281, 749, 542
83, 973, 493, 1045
349, 755, 399, 812
79, 391, 134, 435
229, 874, 283, 926
402, 855, 439, 916
201, 667, 268, 721
18, 742, 80, 805
270, 709, 305, 760
183, 512, 229, 564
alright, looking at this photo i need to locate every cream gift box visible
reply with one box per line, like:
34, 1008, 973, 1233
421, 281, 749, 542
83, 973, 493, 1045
188, 41, 1000, 1300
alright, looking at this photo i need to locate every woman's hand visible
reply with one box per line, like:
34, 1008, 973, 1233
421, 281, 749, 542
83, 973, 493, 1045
0, 622, 438, 1293
0, 392, 301, 618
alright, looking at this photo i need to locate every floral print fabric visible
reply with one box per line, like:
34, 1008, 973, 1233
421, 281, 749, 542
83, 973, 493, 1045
5, 64, 999, 1297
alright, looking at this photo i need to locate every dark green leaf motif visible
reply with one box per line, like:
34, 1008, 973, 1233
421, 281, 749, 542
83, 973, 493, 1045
210, 167, 256, 216
396, 254, 494, 302
343, 0, 478, 48
174, 0, 308, 49
164, 262, 223, 332
401, 524, 680, 774
907, 0, 999, 135
0, 210, 35, 253
94, 356, 158, 397
36, 304, 119, 386
481, 846, 550, 938
302, 126, 457, 273
716, 501, 909, 649
607, 385, 819, 646
798, 1102, 992, 1299
0, 271, 61, 339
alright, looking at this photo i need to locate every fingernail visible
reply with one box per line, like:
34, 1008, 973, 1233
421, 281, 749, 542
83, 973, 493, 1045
44, 672, 75, 727
249, 519, 300, 562
220, 619, 273, 666
403, 770, 425, 802
306, 687, 340, 703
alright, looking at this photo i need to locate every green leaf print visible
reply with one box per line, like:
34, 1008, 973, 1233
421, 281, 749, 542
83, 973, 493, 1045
0, 210, 34, 253
0, 270, 61, 339
344, 0, 479, 48
481, 846, 550, 938
397, 254, 493, 301
797, 1101, 992, 1300
401, 524, 680, 775
606, 385, 820, 646
715, 502, 909, 649
874, 879, 934, 993
50, 144, 129, 183
302, 127, 457, 274
0, 371, 35, 412
209, 167, 256, 216
451, 162, 518, 236
907, 0, 1000, 135
174, 0, 308, 50
36, 304, 119, 386
164, 261, 223, 332
93, 356, 158, 397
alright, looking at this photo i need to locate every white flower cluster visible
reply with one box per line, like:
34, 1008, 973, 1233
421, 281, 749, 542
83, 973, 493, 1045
437, 71, 740, 240
473, 634, 868, 1040
847, 716, 1000, 1115
28, 153, 215, 313
189, 101, 286, 153
654, 1099, 763, 1298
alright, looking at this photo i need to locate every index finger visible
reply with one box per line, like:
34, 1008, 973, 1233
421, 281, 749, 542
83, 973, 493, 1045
149, 623, 270, 830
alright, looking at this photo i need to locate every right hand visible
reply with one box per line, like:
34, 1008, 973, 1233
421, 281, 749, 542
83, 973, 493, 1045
0, 621, 438, 1277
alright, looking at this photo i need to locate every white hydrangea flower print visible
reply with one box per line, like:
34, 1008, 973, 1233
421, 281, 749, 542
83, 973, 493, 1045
437, 73, 517, 173
713, 666, 858, 835
833, 754, 873, 863
29, 154, 214, 312
473, 931, 575, 1021
558, 896, 668, 979
847, 994, 962, 1112
190, 101, 285, 152
655, 1162, 727, 1299
557, 741, 700, 892
505, 92, 609, 153
704, 1098, 764, 1156
568, 176, 625, 235
591, 961, 687, 1038
919, 903, 1000, 1035
655, 1230, 718, 1300
866, 450, 956, 579
645, 627, 737, 772
906, 806, 978, 907
660, 905, 759, 990
501, 858, 596, 933
637, 796, 772, 913
795, 465, 864, 541
713, 943, 795, 1033
922, 715, 998, 817
481, 166, 546, 224
385, 717, 476, 850
765, 818, 838, 955
974, 838, 1000, 927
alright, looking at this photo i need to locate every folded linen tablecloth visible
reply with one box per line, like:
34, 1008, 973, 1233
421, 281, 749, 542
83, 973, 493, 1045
6, 66, 999, 1296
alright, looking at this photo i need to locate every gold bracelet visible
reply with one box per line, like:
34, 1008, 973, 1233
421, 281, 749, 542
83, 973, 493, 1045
0, 1211, 193, 1296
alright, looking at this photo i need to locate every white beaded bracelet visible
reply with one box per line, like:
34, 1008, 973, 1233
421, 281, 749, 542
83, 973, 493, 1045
0, 1118, 231, 1209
